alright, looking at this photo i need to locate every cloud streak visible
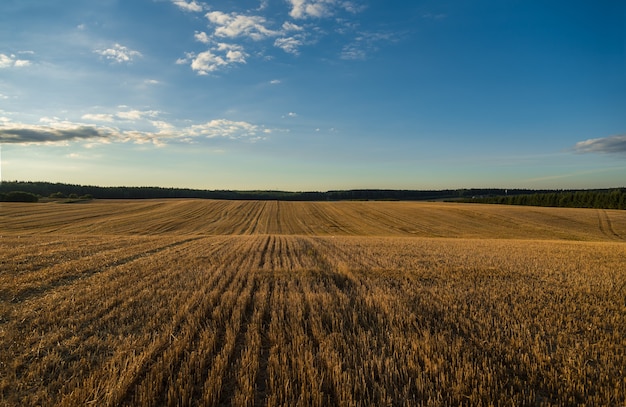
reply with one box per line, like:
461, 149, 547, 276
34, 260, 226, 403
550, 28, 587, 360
573, 135, 626, 155
1, 113, 274, 146
0, 124, 111, 144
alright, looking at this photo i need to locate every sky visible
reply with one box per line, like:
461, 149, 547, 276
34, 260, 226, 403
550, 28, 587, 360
0, 0, 624, 191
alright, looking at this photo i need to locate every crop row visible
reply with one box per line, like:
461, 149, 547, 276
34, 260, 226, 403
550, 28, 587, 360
2, 200, 625, 240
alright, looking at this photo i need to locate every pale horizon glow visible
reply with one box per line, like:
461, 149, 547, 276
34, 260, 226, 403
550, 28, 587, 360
0, 0, 624, 191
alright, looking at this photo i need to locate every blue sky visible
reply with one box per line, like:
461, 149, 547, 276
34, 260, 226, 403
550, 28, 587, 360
0, 0, 624, 191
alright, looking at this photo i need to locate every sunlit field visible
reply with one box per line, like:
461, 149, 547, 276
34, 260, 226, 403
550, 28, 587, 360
1, 200, 625, 406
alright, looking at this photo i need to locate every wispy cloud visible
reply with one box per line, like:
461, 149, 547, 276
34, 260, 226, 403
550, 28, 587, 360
0, 53, 32, 68
172, 0, 204, 13
287, 0, 364, 19
82, 109, 160, 122
81, 113, 115, 122
172, 0, 376, 73
422, 12, 447, 20
116, 110, 161, 121
1, 113, 274, 146
274, 36, 305, 54
205, 11, 278, 40
186, 119, 270, 140
94, 43, 142, 63
573, 135, 626, 155
341, 31, 396, 60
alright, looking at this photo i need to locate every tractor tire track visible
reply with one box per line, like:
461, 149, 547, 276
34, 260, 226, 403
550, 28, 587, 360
597, 209, 622, 240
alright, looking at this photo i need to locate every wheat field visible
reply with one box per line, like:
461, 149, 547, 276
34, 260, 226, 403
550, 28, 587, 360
1, 200, 625, 406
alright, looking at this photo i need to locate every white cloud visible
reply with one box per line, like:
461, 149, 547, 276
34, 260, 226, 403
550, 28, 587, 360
13, 59, 31, 67
288, 0, 330, 19
82, 110, 161, 123
82, 113, 115, 122
282, 22, 304, 31
0, 54, 14, 68
274, 34, 308, 54
186, 43, 247, 75
194, 31, 211, 44
94, 44, 142, 63
205, 11, 278, 40
0, 53, 31, 68
176, 54, 192, 65
151, 120, 175, 131
186, 119, 269, 140
172, 0, 204, 12
144, 79, 160, 85
287, 0, 362, 19
116, 109, 161, 120
270, 79, 281, 84
191, 51, 227, 74
173, 1, 370, 72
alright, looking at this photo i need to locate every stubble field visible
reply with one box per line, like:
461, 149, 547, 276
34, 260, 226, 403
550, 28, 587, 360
1, 200, 625, 406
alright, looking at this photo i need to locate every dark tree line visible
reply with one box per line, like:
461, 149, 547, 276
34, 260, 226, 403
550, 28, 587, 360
0, 191, 39, 202
0, 181, 461, 201
0, 181, 524, 201
462, 189, 626, 210
1, 181, 623, 209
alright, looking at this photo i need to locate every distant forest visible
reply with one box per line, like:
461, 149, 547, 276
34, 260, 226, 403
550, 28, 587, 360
461, 189, 626, 210
0, 181, 624, 209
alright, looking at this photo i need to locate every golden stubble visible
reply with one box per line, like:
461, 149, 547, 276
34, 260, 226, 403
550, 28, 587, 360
0, 200, 624, 406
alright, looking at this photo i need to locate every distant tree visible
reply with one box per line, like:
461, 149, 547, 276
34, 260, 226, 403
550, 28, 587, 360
68, 193, 79, 199
79, 194, 93, 200
50, 192, 66, 199
3, 191, 39, 202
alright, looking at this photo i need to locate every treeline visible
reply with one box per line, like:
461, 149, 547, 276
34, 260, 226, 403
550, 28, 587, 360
463, 189, 626, 210
2, 181, 624, 208
0, 191, 40, 202
0, 181, 537, 201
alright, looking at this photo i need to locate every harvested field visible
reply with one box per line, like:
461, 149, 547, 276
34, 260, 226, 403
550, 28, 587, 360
1, 200, 625, 406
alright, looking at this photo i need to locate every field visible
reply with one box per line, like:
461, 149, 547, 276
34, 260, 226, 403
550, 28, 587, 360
1, 200, 625, 406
